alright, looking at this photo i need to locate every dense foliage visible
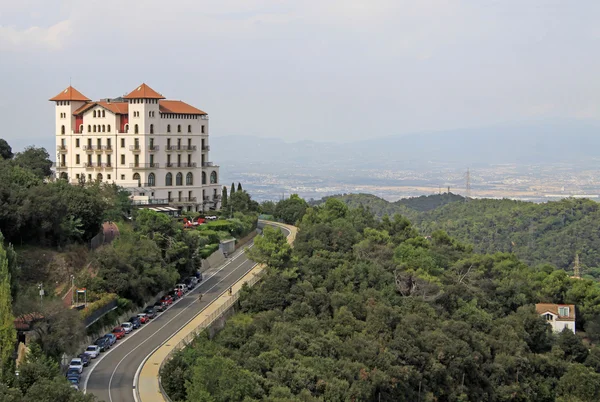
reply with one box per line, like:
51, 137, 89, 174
320, 193, 600, 276
163, 198, 600, 402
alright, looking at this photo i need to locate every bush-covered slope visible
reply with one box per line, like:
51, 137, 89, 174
162, 199, 600, 402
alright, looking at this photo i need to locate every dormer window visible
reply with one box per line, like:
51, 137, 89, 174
544, 313, 553, 321
558, 307, 570, 317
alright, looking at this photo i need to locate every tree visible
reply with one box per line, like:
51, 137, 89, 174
0, 234, 16, 380
0, 139, 13, 160
0, 232, 19, 300
246, 226, 291, 270
13, 147, 52, 178
237, 182, 243, 192
30, 301, 85, 359
228, 191, 259, 215
222, 186, 228, 209
260, 200, 276, 216
231, 182, 236, 195
274, 194, 308, 225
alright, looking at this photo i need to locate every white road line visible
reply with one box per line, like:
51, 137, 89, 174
83, 245, 251, 395
107, 254, 255, 402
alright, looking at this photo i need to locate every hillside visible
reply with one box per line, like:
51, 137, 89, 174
319, 193, 600, 275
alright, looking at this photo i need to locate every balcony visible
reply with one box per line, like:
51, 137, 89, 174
57, 145, 68, 152
168, 197, 197, 205
53, 162, 67, 169
129, 145, 141, 152
84, 162, 98, 168
202, 162, 218, 167
104, 146, 113, 153
166, 162, 197, 168
131, 199, 169, 206
201, 145, 210, 151
130, 163, 160, 169
149, 145, 160, 152
83, 145, 96, 152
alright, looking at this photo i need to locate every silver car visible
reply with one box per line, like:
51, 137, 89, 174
121, 322, 133, 334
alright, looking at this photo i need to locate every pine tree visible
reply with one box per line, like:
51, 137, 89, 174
222, 186, 228, 208
237, 182, 243, 192
0, 233, 16, 380
231, 183, 236, 195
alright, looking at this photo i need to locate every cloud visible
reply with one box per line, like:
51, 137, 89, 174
0, 19, 72, 51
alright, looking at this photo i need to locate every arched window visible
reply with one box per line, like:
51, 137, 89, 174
102, 125, 106, 132
150, 124, 154, 134
102, 110, 105, 118
133, 173, 141, 184
186, 172, 193, 185
187, 125, 191, 133
165, 173, 172, 186
107, 125, 111, 132
79, 124, 84, 133
124, 124, 129, 133
61, 125, 65, 135
93, 125, 97, 132
202, 171, 207, 185
59, 172, 68, 180
177, 125, 181, 133
134, 124, 139, 134
210, 171, 217, 184
148, 173, 155, 186
88, 125, 91, 133
176, 172, 183, 186
97, 173, 103, 181
93, 110, 97, 118
167, 124, 171, 133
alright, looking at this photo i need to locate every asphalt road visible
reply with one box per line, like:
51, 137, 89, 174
84, 224, 290, 402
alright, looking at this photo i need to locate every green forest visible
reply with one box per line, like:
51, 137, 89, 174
162, 198, 600, 402
315, 193, 600, 279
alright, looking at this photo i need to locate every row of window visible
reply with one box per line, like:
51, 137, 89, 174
133, 111, 140, 117
93, 110, 106, 118
57, 101, 70, 106
62, 123, 206, 135
70, 137, 203, 149
59, 113, 67, 118
131, 99, 159, 104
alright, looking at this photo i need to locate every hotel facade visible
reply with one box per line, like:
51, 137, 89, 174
50, 83, 221, 212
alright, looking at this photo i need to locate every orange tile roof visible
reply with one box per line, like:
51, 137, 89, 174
49, 86, 91, 102
159, 100, 207, 115
535, 303, 575, 321
73, 101, 129, 116
124, 83, 165, 99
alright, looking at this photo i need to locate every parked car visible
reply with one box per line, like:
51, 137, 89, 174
70, 384, 80, 391
121, 322, 133, 334
194, 271, 204, 281
84, 345, 100, 358
95, 337, 110, 352
78, 353, 91, 367
137, 313, 149, 324
168, 290, 180, 301
129, 316, 141, 329
104, 333, 117, 346
160, 295, 173, 306
112, 326, 126, 339
184, 277, 197, 290
143, 307, 156, 319
67, 375, 80, 386
175, 283, 188, 293
68, 358, 83, 374
153, 301, 165, 312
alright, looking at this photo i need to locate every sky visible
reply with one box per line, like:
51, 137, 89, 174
1, 0, 600, 153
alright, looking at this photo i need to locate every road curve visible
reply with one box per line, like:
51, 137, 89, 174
84, 222, 291, 402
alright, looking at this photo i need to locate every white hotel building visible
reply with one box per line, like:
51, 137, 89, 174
50, 83, 221, 212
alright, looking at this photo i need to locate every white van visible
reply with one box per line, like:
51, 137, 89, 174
175, 284, 188, 293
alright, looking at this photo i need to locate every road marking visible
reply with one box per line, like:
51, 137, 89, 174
83, 245, 251, 395
107, 254, 255, 402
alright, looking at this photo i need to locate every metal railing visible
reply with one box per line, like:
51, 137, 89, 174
201, 145, 210, 151
130, 163, 160, 168
130, 145, 141, 151
202, 162, 218, 167
131, 199, 170, 205
166, 162, 197, 168
149, 145, 160, 151
168, 197, 197, 204
53, 162, 67, 168
57, 145, 67, 151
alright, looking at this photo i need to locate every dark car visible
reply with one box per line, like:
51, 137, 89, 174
184, 278, 195, 290
143, 306, 156, 319
129, 316, 141, 329
194, 271, 203, 281
153, 301, 165, 312
95, 337, 110, 352
78, 353, 91, 367
168, 290, 179, 301
66, 368, 81, 380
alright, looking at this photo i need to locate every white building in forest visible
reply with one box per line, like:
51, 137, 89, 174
50, 83, 221, 212
536, 303, 576, 333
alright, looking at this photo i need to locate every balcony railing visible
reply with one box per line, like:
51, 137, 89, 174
132, 182, 156, 187
149, 145, 159, 151
130, 163, 159, 169
131, 199, 169, 206
129, 145, 141, 152
105, 146, 113, 152
201, 145, 210, 151
202, 162, 218, 167
84, 162, 98, 168
53, 162, 67, 168
168, 197, 197, 204
83, 145, 96, 151
57, 145, 67, 152
166, 162, 197, 168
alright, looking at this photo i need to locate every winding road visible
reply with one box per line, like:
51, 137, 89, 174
83, 222, 290, 402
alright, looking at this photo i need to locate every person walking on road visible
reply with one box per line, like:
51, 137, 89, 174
198, 293, 203, 302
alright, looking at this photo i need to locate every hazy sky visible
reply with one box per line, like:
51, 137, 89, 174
1, 0, 599, 152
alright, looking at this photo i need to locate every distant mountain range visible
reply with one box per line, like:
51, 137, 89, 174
211, 120, 600, 169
